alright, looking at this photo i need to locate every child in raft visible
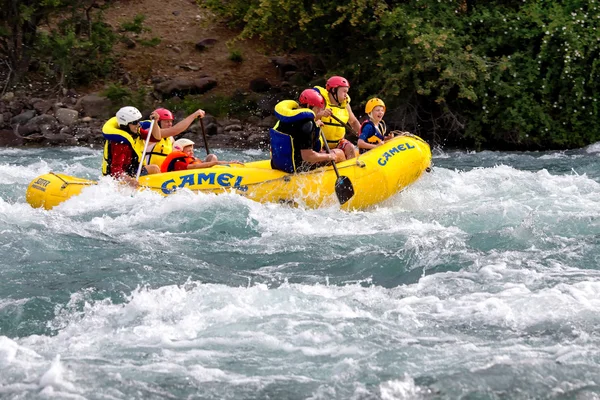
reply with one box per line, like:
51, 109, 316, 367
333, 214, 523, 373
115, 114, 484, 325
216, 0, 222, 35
160, 138, 242, 172
357, 98, 395, 154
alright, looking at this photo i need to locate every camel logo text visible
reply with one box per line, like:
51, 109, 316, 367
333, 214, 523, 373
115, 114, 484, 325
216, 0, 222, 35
378, 143, 415, 166
160, 172, 246, 194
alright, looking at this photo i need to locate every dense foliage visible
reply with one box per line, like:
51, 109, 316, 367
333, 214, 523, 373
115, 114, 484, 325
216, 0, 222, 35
0, 0, 115, 87
203, 0, 600, 149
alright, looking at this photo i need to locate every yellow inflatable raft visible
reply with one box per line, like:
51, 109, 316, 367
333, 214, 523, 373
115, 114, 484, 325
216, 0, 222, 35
26, 134, 432, 210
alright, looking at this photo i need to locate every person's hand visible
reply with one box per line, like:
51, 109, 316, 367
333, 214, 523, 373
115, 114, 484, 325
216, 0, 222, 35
320, 109, 333, 118
315, 120, 324, 127
194, 109, 206, 119
149, 111, 160, 121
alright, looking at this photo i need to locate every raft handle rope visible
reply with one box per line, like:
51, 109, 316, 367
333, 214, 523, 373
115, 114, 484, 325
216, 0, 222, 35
49, 172, 97, 190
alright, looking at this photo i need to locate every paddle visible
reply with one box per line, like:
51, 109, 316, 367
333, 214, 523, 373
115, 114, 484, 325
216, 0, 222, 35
135, 118, 155, 180
199, 117, 210, 155
320, 129, 354, 205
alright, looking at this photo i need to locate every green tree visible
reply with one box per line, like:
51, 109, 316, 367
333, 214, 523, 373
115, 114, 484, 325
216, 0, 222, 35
0, 0, 114, 86
203, 0, 600, 149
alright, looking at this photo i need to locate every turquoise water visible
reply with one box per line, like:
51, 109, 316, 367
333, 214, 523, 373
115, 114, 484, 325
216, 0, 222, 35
1, 144, 600, 399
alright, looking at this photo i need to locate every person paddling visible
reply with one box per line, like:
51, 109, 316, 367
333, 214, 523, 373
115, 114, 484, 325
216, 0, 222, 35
138, 108, 207, 170
101, 107, 162, 187
312, 76, 361, 160
270, 89, 344, 173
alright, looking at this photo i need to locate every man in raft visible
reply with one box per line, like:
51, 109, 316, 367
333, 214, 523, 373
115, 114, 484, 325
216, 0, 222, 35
313, 76, 361, 160
270, 89, 345, 173
101, 106, 162, 187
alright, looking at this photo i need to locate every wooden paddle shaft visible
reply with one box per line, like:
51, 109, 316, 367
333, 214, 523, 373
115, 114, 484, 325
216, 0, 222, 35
199, 118, 210, 155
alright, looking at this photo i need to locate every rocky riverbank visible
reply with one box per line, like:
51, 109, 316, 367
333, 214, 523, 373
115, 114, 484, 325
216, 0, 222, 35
0, 57, 317, 151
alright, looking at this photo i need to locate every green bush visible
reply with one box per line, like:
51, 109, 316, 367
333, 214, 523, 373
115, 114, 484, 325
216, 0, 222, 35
163, 93, 258, 118
228, 49, 243, 63
204, 0, 600, 149
35, 13, 116, 87
102, 84, 149, 110
120, 14, 149, 34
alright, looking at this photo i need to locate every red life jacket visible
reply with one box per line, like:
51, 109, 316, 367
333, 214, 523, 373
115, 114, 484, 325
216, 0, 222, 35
160, 151, 197, 173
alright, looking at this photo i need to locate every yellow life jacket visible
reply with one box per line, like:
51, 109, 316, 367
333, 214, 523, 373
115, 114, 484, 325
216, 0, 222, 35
143, 137, 173, 167
101, 117, 146, 176
314, 86, 350, 145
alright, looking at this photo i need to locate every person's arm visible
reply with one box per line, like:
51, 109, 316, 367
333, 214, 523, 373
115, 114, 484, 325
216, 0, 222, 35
346, 104, 361, 133
357, 138, 380, 150
161, 109, 205, 138
300, 149, 336, 163
357, 125, 379, 150
148, 111, 162, 140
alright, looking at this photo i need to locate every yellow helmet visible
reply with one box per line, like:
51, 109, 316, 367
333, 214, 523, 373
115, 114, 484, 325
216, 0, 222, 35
365, 98, 386, 114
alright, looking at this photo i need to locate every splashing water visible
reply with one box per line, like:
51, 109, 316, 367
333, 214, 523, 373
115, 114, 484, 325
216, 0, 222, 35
0, 145, 599, 399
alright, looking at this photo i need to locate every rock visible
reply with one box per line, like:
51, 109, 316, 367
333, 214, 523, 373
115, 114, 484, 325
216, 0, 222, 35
76, 95, 112, 119
270, 56, 298, 78
171, 46, 182, 54
55, 108, 79, 126
246, 116, 261, 124
120, 36, 136, 48
249, 78, 272, 93
205, 122, 218, 136
2, 112, 11, 127
1, 92, 14, 102
42, 132, 78, 146
10, 110, 37, 125
224, 124, 243, 132
178, 64, 200, 71
172, 10, 180, 16
80, 116, 93, 123
0, 129, 24, 146
195, 38, 217, 52
121, 72, 133, 85
52, 102, 66, 113
32, 100, 52, 114
259, 115, 277, 128
154, 77, 217, 98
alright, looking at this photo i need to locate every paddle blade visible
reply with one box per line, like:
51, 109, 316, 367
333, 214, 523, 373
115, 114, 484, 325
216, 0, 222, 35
335, 176, 354, 205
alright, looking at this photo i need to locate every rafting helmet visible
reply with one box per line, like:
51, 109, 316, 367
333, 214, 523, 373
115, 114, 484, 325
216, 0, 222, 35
326, 76, 350, 105
153, 108, 174, 121
116, 106, 142, 126
299, 89, 325, 109
326, 76, 350, 91
173, 138, 195, 151
365, 98, 386, 114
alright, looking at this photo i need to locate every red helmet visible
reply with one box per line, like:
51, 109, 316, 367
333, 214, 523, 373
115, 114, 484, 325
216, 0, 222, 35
299, 89, 325, 108
153, 108, 174, 121
326, 76, 350, 91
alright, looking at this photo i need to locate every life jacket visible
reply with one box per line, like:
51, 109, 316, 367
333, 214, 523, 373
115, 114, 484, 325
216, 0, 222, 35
160, 151, 196, 173
138, 121, 173, 167
358, 119, 387, 154
314, 86, 350, 146
270, 100, 322, 173
101, 117, 146, 176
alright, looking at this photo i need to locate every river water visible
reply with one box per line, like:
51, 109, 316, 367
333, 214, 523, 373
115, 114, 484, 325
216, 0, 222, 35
1, 143, 600, 399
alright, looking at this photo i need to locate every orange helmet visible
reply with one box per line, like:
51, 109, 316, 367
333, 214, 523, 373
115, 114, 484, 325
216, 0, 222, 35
365, 98, 386, 114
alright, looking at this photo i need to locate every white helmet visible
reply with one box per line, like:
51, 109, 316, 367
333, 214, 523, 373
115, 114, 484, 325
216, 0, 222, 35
116, 106, 142, 126
173, 138, 195, 151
